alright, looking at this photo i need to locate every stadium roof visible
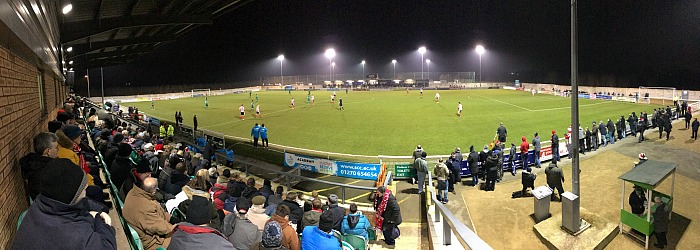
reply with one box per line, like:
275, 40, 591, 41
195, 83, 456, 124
61, 0, 252, 70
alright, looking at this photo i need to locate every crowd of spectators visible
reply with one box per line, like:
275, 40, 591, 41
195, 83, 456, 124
14, 96, 388, 250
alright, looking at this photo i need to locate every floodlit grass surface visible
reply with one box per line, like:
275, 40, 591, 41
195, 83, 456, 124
132, 89, 664, 156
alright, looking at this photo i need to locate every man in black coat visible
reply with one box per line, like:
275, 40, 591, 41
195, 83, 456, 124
279, 192, 303, 227
628, 114, 637, 137
326, 194, 346, 231
193, 115, 198, 131
684, 111, 692, 129
467, 146, 480, 186
374, 186, 401, 246
551, 130, 560, 161
110, 143, 134, 190
638, 118, 647, 142
629, 187, 646, 217
663, 113, 672, 140
453, 147, 463, 186
692, 118, 699, 140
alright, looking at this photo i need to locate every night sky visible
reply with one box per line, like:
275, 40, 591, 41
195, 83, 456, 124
94, 0, 700, 90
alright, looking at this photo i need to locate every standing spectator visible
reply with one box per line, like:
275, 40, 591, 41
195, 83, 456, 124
585, 127, 592, 152
497, 122, 507, 143
652, 196, 670, 248
591, 122, 599, 151
519, 136, 530, 172
452, 147, 463, 189
13, 158, 116, 250
494, 142, 505, 181
20, 132, 59, 200
598, 121, 608, 147
565, 131, 572, 159
681, 101, 688, 117
169, 196, 235, 250
638, 117, 647, 142
433, 158, 450, 203
620, 115, 627, 139
532, 133, 541, 168
193, 115, 198, 131
607, 119, 616, 145
628, 114, 637, 137
302, 199, 323, 230
167, 123, 175, 142
413, 151, 428, 194
260, 124, 269, 148
412, 145, 423, 160
467, 145, 480, 185
251, 123, 261, 148
123, 177, 176, 250
222, 198, 262, 250
684, 111, 692, 129
551, 130, 560, 162
301, 210, 342, 250
578, 125, 586, 155
374, 186, 402, 246
446, 153, 460, 193
692, 118, 699, 140
478, 145, 489, 179
545, 162, 565, 202
268, 205, 301, 250
663, 112, 672, 140
341, 203, 373, 241
629, 187, 646, 217
484, 151, 499, 191
326, 194, 346, 231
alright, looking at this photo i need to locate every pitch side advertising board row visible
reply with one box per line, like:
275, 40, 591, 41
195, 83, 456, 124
283, 153, 381, 180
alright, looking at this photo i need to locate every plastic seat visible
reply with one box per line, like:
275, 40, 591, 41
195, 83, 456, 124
342, 234, 367, 250
341, 241, 355, 250
17, 210, 27, 230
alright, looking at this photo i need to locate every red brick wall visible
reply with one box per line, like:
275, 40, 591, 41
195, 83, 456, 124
0, 45, 65, 248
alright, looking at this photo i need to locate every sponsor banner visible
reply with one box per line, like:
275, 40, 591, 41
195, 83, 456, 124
283, 153, 381, 180
458, 143, 570, 176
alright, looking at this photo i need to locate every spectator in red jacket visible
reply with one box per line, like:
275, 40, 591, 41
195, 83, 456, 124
519, 136, 531, 172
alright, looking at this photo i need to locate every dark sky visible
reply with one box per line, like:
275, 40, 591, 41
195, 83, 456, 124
96, 0, 700, 89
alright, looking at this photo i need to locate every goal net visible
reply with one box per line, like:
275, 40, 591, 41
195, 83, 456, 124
191, 89, 211, 98
638, 86, 676, 105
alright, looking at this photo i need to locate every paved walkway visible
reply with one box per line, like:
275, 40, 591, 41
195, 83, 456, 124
446, 118, 700, 249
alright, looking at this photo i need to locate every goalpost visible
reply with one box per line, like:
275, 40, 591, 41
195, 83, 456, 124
638, 86, 676, 105
191, 89, 211, 98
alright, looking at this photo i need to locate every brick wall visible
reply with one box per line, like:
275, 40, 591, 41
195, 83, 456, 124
0, 45, 65, 248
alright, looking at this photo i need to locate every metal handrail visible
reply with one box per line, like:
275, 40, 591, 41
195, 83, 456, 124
427, 171, 492, 250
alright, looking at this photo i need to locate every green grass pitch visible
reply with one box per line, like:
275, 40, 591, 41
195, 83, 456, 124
131, 89, 663, 156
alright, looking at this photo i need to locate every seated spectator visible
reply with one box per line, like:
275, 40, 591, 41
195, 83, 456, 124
248, 195, 271, 230
301, 210, 342, 250
267, 205, 300, 250
259, 179, 274, 204
265, 186, 284, 216
326, 194, 346, 231
20, 132, 59, 200
222, 198, 262, 249
95, 128, 112, 154
242, 177, 261, 200
56, 126, 94, 186
13, 159, 116, 249
110, 143, 134, 189
256, 221, 284, 250
280, 192, 303, 228
123, 177, 176, 250
177, 169, 220, 230
301, 199, 323, 230
141, 143, 158, 172
164, 163, 189, 195
103, 133, 125, 170
119, 158, 152, 201
195, 167, 213, 191
169, 196, 235, 250
212, 169, 231, 220
340, 203, 372, 240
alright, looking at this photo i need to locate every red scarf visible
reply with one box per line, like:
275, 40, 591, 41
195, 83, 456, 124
72, 143, 90, 174
374, 189, 391, 230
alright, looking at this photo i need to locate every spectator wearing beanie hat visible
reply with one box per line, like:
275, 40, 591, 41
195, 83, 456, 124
302, 210, 342, 250
110, 143, 134, 189
258, 221, 284, 249
13, 158, 117, 249
327, 193, 346, 231
169, 196, 234, 250
248, 195, 270, 230
56, 125, 97, 186
222, 198, 262, 249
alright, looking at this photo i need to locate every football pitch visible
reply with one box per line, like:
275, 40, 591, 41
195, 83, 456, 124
131, 89, 664, 156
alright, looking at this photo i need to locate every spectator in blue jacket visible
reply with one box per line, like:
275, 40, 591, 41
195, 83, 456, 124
341, 204, 373, 240
302, 210, 342, 250
251, 123, 261, 148
260, 124, 269, 148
